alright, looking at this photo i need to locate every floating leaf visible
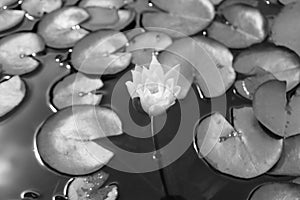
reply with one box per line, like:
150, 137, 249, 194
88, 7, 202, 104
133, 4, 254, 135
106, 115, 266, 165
195, 107, 283, 179
81, 7, 119, 31
126, 31, 172, 65
51, 72, 104, 110
270, 135, 300, 176
234, 45, 300, 99
37, 7, 90, 48
218, 0, 259, 11
35, 105, 123, 175
0, 0, 18, 7
248, 182, 300, 200
253, 80, 300, 137
0, 32, 45, 75
142, 0, 214, 38
65, 171, 118, 200
278, 0, 299, 4
271, 2, 300, 57
208, 4, 267, 48
71, 30, 132, 75
21, 0, 62, 17
0, 9, 25, 32
79, 0, 133, 9
0, 76, 26, 117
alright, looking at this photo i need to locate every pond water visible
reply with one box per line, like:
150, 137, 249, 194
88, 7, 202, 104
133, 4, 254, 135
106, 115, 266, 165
0, 0, 295, 200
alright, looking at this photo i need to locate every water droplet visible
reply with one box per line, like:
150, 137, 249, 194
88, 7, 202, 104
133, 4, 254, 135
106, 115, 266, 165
20, 190, 40, 199
265, 0, 270, 4
25, 13, 36, 21
19, 54, 26, 58
71, 25, 81, 30
202, 31, 207, 36
148, 2, 153, 7
55, 55, 63, 63
68, 49, 73, 53
18, 0, 23, 4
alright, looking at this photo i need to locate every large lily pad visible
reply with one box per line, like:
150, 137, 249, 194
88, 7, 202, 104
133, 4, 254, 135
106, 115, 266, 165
195, 107, 283, 179
248, 182, 300, 200
253, 80, 300, 137
234, 45, 300, 99
79, 0, 133, 9
271, 2, 300, 57
142, 0, 215, 38
35, 105, 123, 176
126, 31, 172, 66
0, 76, 26, 117
208, 4, 267, 48
37, 7, 90, 48
0, 32, 45, 75
51, 72, 104, 110
71, 30, 132, 75
65, 171, 118, 200
21, 0, 62, 17
0, 9, 25, 32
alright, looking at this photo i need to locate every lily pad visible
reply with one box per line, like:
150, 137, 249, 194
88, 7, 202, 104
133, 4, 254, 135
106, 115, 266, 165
37, 6, 90, 49
79, 0, 133, 9
0, 76, 26, 117
21, 0, 62, 17
0, 0, 18, 7
65, 171, 118, 200
35, 105, 123, 176
218, 0, 259, 11
195, 107, 283, 179
0, 32, 45, 75
81, 7, 119, 31
278, 0, 299, 4
142, 0, 215, 38
71, 30, 132, 75
248, 182, 300, 200
234, 45, 300, 99
271, 2, 300, 57
126, 31, 172, 65
270, 135, 300, 176
253, 80, 300, 137
208, 4, 267, 48
0, 9, 25, 32
51, 72, 104, 110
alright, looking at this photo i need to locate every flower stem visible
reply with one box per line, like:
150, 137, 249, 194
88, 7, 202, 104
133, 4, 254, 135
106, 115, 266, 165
150, 116, 169, 196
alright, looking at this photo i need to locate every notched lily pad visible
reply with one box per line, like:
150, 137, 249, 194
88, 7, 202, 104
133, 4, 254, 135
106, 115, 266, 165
0, 76, 26, 117
248, 182, 300, 200
142, 0, 215, 38
208, 4, 267, 48
0, 32, 45, 75
270, 135, 300, 176
72, 30, 132, 75
253, 80, 300, 137
35, 105, 123, 175
65, 171, 118, 200
234, 45, 300, 99
195, 107, 283, 179
51, 72, 104, 110
126, 31, 172, 65
21, 0, 62, 17
37, 6, 90, 48
271, 2, 300, 57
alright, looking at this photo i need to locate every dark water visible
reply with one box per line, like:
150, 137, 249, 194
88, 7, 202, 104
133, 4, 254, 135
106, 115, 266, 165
0, 1, 294, 200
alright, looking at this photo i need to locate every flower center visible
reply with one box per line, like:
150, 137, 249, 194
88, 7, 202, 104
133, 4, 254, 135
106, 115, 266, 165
146, 83, 160, 94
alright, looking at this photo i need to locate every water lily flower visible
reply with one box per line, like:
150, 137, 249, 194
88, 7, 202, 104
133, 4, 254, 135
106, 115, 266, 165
125, 54, 181, 116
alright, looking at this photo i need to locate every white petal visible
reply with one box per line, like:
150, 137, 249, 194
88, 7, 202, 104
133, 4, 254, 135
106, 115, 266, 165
125, 81, 138, 98
131, 70, 142, 85
165, 64, 181, 86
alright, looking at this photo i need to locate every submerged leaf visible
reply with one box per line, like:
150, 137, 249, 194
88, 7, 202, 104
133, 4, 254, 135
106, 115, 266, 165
0, 76, 26, 117
71, 30, 132, 75
52, 72, 104, 110
195, 107, 283, 179
0, 32, 45, 75
37, 7, 90, 48
35, 105, 123, 175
